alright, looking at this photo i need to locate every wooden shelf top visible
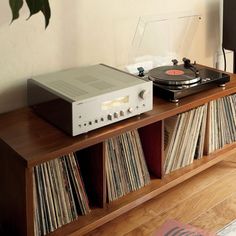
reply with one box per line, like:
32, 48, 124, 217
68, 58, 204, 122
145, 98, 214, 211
0, 70, 235, 167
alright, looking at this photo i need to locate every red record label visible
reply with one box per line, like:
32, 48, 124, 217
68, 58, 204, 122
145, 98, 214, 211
165, 69, 185, 76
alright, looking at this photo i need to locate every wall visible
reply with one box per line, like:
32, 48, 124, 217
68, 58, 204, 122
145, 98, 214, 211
0, 0, 221, 113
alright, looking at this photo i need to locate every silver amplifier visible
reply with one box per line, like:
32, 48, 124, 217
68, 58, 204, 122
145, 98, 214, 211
28, 64, 153, 136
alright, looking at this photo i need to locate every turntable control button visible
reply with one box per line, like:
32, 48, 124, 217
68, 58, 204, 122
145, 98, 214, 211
107, 114, 112, 120
114, 112, 119, 118
139, 90, 148, 99
128, 108, 133, 113
120, 110, 125, 116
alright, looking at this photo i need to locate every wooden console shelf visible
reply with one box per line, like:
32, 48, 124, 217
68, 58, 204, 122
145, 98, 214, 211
0, 71, 236, 236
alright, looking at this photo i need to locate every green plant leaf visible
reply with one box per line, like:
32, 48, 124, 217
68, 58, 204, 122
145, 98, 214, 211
9, 0, 51, 27
9, 0, 24, 22
26, 0, 51, 28
25, 0, 43, 16
41, 0, 51, 28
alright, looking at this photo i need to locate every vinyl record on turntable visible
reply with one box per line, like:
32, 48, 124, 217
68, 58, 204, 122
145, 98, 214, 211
148, 65, 201, 86
147, 60, 230, 103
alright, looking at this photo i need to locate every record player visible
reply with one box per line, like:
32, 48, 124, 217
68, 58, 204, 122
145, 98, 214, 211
125, 13, 230, 102
141, 58, 230, 102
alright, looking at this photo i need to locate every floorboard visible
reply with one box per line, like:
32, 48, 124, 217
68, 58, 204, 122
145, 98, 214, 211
86, 155, 236, 236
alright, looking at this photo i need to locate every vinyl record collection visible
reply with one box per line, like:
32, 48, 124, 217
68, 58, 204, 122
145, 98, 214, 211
205, 94, 236, 154
105, 129, 150, 202
33, 153, 90, 236
164, 104, 208, 174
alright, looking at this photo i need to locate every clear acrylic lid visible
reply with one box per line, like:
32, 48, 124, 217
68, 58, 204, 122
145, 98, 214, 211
125, 11, 203, 75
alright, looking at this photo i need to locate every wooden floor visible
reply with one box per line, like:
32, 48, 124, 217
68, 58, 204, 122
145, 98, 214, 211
86, 154, 236, 236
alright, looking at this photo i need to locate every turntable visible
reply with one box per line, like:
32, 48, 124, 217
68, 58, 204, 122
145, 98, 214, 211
146, 58, 230, 102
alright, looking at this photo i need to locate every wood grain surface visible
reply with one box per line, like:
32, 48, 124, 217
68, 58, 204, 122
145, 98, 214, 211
86, 154, 236, 236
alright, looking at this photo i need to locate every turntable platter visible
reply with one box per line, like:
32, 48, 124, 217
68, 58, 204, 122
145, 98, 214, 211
148, 65, 201, 85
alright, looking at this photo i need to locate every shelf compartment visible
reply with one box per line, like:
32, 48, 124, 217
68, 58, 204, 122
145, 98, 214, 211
76, 143, 106, 208
104, 130, 151, 203
163, 104, 208, 174
139, 121, 164, 178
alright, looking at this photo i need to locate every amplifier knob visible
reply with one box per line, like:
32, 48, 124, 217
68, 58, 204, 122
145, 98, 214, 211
120, 110, 125, 116
127, 107, 133, 113
114, 112, 119, 118
107, 114, 112, 120
139, 90, 148, 100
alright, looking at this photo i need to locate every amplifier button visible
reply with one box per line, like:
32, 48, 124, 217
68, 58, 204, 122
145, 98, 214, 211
120, 110, 125, 116
128, 108, 133, 113
114, 112, 119, 118
107, 114, 112, 120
